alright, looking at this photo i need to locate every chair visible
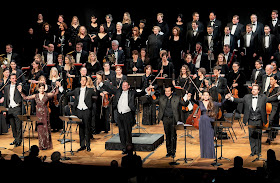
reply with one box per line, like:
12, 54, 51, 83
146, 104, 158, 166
223, 110, 239, 143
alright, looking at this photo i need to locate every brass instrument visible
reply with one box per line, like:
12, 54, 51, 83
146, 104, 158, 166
104, 53, 116, 65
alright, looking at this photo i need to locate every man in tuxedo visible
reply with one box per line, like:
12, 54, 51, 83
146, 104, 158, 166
42, 44, 58, 65
107, 40, 125, 65
250, 60, 265, 87
226, 85, 280, 156
4, 44, 21, 68
211, 66, 227, 100
65, 76, 97, 152
185, 21, 204, 54
223, 44, 236, 67
207, 12, 222, 39
261, 64, 274, 94
221, 26, 236, 53
3, 73, 23, 147
240, 24, 258, 79
192, 43, 209, 72
113, 81, 137, 154
203, 26, 219, 68
72, 42, 89, 64
186, 12, 204, 32
250, 14, 264, 38
258, 25, 278, 66
147, 86, 191, 158
227, 15, 245, 48
268, 10, 280, 42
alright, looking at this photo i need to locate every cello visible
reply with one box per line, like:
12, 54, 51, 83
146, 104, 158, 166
265, 84, 275, 128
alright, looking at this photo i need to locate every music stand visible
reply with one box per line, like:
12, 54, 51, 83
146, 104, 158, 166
248, 125, 267, 162
17, 115, 38, 159
211, 121, 223, 167
0, 106, 8, 150
213, 121, 231, 161
127, 74, 148, 133
175, 123, 196, 164
59, 116, 82, 160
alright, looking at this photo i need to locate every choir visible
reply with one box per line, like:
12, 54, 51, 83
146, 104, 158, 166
1, 10, 280, 158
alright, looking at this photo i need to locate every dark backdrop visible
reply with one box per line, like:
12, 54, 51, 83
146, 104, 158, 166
0, 7, 274, 54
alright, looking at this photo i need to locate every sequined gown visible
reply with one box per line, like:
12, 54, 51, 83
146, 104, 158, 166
35, 94, 53, 150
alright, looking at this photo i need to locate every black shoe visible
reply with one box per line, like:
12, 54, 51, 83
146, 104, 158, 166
122, 150, 127, 155
15, 142, 21, 147
87, 147, 91, 152
166, 153, 171, 157
250, 153, 255, 157
171, 153, 176, 158
266, 139, 271, 145
10, 140, 16, 145
77, 146, 86, 152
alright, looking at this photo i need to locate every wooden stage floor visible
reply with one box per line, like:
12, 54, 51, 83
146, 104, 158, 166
1, 118, 280, 170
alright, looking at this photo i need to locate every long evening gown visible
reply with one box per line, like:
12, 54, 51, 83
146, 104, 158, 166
198, 101, 222, 159
35, 94, 53, 150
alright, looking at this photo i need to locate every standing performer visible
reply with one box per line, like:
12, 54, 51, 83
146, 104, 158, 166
3, 73, 23, 147
18, 83, 58, 150
113, 81, 137, 155
65, 76, 97, 152
193, 90, 225, 159
225, 85, 280, 156
147, 86, 191, 158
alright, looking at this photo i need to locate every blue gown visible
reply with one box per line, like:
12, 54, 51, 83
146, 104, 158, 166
198, 101, 222, 159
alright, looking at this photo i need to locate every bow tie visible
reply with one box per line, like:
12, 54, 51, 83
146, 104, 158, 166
208, 34, 213, 37
265, 34, 270, 37
252, 23, 256, 26
273, 19, 277, 22
256, 69, 261, 71
225, 35, 230, 37
252, 96, 258, 99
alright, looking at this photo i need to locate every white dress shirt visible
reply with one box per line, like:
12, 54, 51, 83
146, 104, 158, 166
252, 95, 258, 111
224, 34, 230, 46
272, 18, 278, 27
7, 52, 12, 62
9, 84, 19, 108
246, 32, 252, 48
77, 87, 88, 110
195, 53, 202, 69
264, 75, 272, 92
47, 52, 54, 64
117, 90, 131, 114
231, 24, 237, 35
76, 51, 82, 63
252, 22, 257, 33
265, 34, 270, 49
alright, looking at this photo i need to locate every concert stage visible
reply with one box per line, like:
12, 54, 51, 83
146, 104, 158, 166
1, 118, 280, 171
105, 133, 164, 151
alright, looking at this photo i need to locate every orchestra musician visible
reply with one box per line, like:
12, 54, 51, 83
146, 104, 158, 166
265, 75, 280, 144
158, 50, 175, 79
127, 50, 144, 74
250, 60, 265, 87
95, 70, 115, 134
141, 65, 157, 125
85, 52, 102, 76
64, 55, 78, 90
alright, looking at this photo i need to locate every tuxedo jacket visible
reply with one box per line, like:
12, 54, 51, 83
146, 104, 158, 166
65, 87, 96, 110
185, 29, 204, 53
211, 76, 227, 97
261, 74, 276, 94
107, 49, 125, 64
240, 32, 258, 54
72, 50, 89, 64
220, 34, 236, 53
203, 33, 219, 54
113, 89, 136, 113
250, 68, 265, 87
227, 22, 245, 41
186, 21, 204, 32
42, 51, 58, 64
252, 22, 264, 38
191, 51, 209, 72
4, 84, 23, 108
5, 52, 21, 67
258, 34, 278, 57
154, 94, 189, 123
233, 94, 277, 125
268, 19, 280, 39
206, 19, 222, 38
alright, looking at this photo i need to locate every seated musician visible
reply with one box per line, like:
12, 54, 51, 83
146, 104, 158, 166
265, 75, 280, 144
103, 61, 116, 82
72, 42, 89, 64
250, 59, 265, 87
183, 53, 196, 75
211, 66, 227, 100
10, 60, 26, 86
215, 53, 229, 78
107, 40, 125, 65
112, 65, 127, 89
63, 55, 78, 90
28, 60, 45, 94
158, 50, 174, 78
193, 67, 206, 100
56, 54, 64, 75
127, 50, 144, 74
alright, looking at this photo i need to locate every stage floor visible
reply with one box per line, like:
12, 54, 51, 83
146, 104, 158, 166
1, 118, 280, 170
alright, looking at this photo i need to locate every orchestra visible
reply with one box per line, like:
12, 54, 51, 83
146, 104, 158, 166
2, 9, 280, 160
